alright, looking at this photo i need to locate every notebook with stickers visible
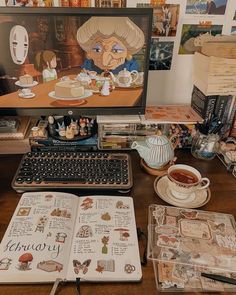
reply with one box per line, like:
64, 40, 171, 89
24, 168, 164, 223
0, 192, 142, 284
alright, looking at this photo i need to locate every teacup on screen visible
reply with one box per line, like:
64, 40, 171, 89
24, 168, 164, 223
20, 88, 32, 96
167, 164, 210, 200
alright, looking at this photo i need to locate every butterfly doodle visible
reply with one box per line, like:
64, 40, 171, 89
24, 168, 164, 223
73, 259, 91, 274
181, 210, 198, 219
208, 221, 226, 233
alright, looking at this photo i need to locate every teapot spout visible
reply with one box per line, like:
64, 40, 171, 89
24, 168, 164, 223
131, 141, 149, 160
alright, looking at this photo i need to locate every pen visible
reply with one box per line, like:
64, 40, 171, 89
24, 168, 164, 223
201, 273, 236, 285
76, 277, 81, 295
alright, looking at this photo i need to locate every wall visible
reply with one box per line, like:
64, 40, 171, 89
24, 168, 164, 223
128, 0, 236, 105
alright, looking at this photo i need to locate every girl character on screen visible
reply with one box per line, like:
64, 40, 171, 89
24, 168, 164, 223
34, 50, 57, 83
76, 17, 145, 74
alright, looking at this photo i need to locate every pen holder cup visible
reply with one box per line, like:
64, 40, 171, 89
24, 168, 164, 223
191, 131, 219, 160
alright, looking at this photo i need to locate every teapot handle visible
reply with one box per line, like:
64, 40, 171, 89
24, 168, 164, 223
169, 134, 179, 150
130, 70, 139, 83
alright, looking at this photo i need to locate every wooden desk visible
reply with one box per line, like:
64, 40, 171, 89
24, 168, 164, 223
0, 150, 236, 295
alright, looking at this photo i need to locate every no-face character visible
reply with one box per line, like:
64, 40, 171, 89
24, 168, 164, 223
0, 23, 29, 94
9, 25, 29, 65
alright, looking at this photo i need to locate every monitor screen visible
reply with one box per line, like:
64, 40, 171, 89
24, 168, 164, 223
0, 7, 152, 116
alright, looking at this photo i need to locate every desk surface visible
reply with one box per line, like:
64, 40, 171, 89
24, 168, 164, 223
0, 150, 236, 295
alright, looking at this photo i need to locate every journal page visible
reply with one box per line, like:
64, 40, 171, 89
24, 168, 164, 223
66, 195, 142, 282
0, 191, 79, 283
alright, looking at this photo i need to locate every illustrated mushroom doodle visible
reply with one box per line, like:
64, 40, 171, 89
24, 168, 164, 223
18, 253, 33, 270
114, 228, 130, 241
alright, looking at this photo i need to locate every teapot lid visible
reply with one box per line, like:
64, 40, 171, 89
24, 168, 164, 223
146, 135, 170, 147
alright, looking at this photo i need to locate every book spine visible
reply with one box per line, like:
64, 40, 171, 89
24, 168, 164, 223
214, 95, 235, 138
213, 95, 230, 121
191, 86, 217, 123
224, 98, 236, 138
229, 112, 236, 138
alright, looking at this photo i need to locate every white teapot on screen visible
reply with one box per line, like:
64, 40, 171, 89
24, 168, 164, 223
109, 68, 138, 87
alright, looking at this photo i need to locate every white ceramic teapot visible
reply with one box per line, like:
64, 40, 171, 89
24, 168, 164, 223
131, 134, 178, 169
109, 68, 138, 87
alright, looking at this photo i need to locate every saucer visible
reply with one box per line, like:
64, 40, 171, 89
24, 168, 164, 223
18, 93, 35, 99
15, 81, 38, 87
154, 175, 211, 209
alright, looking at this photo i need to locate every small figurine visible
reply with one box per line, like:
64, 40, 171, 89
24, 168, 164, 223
48, 116, 57, 136
70, 119, 79, 135
86, 118, 91, 135
65, 125, 74, 139
56, 121, 66, 137
79, 118, 87, 136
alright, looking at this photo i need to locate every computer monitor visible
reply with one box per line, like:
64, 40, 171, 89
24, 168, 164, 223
0, 7, 152, 116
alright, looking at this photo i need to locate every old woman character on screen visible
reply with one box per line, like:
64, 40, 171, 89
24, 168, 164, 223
76, 17, 145, 74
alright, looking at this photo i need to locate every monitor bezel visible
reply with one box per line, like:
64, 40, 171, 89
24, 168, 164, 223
0, 7, 153, 117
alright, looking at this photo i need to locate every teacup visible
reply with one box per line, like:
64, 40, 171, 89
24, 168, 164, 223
76, 73, 91, 86
19, 88, 32, 97
167, 164, 210, 200
60, 76, 70, 81
88, 71, 97, 79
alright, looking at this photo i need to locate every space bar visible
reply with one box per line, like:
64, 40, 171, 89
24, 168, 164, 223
44, 177, 86, 183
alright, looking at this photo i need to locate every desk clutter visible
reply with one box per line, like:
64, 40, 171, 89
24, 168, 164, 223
29, 116, 98, 152
148, 204, 236, 292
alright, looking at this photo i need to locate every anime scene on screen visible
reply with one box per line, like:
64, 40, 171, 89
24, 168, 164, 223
0, 13, 149, 109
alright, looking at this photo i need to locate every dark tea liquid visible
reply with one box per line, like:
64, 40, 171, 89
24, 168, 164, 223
169, 169, 198, 184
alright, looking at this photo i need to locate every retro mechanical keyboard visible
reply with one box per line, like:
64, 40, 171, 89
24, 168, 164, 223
12, 151, 133, 192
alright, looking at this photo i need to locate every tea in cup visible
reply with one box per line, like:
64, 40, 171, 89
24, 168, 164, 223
167, 164, 210, 200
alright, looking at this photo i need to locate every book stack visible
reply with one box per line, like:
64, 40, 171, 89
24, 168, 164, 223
192, 37, 236, 137
193, 52, 236, 96
191, 86, 236, 137
193, 36, 236, 96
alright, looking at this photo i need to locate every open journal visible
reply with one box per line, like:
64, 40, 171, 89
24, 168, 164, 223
0, 192, 142, 283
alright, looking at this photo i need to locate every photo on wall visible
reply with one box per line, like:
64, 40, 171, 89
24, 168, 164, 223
151, 4, 180, 37
149, 39, 174, 71
94, 0, 126, 7
234, 10, 236, 20
185, 0, 228, 15
179, 24, 223, 54
5, 0, 53, 6
231, 26, 236, 34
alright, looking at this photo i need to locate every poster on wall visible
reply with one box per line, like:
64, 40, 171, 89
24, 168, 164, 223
231, 26, 236, 34
151, 4, 180, 37
179, 24, 223, 54
149, 39, 174, 70
185, 0, 228, 15
95, 0, 127, 7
